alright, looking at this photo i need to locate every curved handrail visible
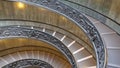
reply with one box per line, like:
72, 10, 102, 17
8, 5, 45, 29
3, 59, 54, 68
61, 0, 120, 34
0, 46, 68, 68
0, 19, 95, 54
0, 26, 77, 68
4, 0, 106, 68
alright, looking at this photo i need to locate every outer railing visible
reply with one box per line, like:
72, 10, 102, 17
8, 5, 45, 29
0, 46, 59, 68
6, 0, 106, 68
60, 0, 120, 34
3, 59, 53, 68
0, 26, 77, 68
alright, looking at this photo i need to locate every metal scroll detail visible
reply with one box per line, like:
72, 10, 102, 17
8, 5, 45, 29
0, 26, 76, 68
8, 0, 107, 68
24, 0, 106, 68
2, 59, 53, 68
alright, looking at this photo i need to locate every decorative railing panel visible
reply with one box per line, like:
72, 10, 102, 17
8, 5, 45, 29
0, 26, 76, 68
2, 59, 53, 68
61, 0, 120, 34
6, 0, 106, 68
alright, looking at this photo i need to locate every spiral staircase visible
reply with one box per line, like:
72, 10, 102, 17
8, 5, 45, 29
0, 0, 120, 68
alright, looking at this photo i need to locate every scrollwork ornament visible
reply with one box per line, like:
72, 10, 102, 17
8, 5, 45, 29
2, 59, 53, 68
0, 26, 76, 68
4, 0, 106, 67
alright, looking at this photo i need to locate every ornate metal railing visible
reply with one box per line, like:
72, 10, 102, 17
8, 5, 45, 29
0, 26, 76, 68
6, 0, 106, 68
0, 19, 95, 57
60, 0, 120, 34
2, 59, 53, 68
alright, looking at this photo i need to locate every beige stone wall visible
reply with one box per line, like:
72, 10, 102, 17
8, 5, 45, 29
108, 0, 120, 23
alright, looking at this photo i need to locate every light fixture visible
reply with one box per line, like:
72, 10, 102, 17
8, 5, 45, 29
17, 2, 25, 9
